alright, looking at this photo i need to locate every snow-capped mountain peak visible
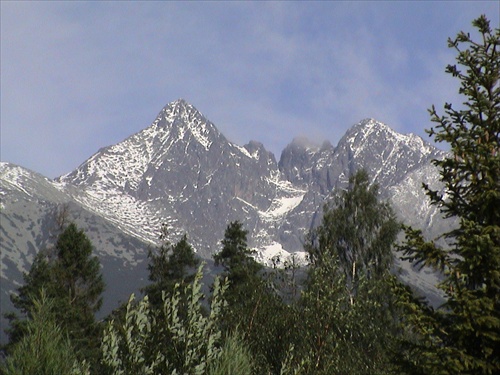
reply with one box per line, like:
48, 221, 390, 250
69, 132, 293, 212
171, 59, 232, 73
157, 99, 223, 151
348, 118, 435, 156
2, 101, 452, 345
59, 100, 221, 187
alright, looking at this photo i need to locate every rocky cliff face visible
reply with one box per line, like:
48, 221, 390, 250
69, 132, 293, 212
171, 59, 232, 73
1, 99, 450, 342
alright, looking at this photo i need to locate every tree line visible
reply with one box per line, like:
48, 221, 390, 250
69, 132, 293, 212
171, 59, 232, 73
1, 15, 499, 375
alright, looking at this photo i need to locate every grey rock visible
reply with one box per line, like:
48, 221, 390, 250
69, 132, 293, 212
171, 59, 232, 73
1, 100, 451, 343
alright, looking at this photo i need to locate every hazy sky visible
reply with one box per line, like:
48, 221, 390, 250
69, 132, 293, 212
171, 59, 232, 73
1, 1, 499, 179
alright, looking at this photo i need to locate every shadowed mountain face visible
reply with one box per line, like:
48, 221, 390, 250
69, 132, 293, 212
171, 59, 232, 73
1, 99, 450, 342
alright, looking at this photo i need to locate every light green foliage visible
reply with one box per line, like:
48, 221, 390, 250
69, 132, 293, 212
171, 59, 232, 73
1, 290, 90, 375
101, 264, 229, 375
101, 294, 160, 375
207, 332, 254, 375
398, 15, 500, 374
298, 257, 400, 374
307, 170, 399, 292
298, 170, 402, 374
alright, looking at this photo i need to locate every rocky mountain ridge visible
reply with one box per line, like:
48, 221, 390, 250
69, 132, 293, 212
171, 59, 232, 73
0, 99, 450, 342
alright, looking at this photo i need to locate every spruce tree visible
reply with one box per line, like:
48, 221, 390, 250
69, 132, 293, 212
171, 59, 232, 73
214, 220, 262, 284
398, 15, 500, 374
6, 222, 105, 366
1, 290, 90, 375
213, 221, 292, 373
4, 251, 53, 348
213, 221, 260, 329
142, 226, 200, 307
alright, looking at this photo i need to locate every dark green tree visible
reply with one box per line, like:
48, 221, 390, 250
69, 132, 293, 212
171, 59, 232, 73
6, 222, 105, 366
398, 15, 500, 374
4, 251, 53, 348
142, 225, 200, 307
54, 222, 104, 314
299, 169, 401, 374
213, 221, 295, 373
214, 220, 262, 285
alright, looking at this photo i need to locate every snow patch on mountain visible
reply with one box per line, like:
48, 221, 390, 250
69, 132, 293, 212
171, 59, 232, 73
261, 194, 305, 220
253, 241, 308, 267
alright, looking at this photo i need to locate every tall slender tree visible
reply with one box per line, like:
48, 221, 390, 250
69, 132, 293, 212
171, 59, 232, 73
398, 15, 500, 374
214, 220, 262, 285
213, 221, 294, 374
213, 220, 262, 333
300, 169, 401, 374
307, 169, 400, 302
1, 290, 90, 375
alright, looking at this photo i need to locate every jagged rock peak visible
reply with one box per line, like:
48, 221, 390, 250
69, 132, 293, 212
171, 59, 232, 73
161, 98, 196, 117
157, 99, 209, 127
57, 99, 226, 188
349, 118, 391, 135
148, 98, 224, 151
319, 140, 334, 152
242, 140, 277, 164
244, 140, 266, 154
345, 118, 435, 155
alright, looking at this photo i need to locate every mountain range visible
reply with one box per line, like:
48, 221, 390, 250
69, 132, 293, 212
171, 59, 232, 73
0, 99, 452, 342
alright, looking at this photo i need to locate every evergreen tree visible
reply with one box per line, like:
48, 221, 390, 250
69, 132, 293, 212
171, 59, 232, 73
398, 15, 500, 374
213, 221, 262, 340
4, 251, 53, 348
214, 220, 262, 286
6, 222, 105, 366
53, 222, 105, 315
213, 221, 294, 374
1, 290, 90, 375
207, 332, 254, 375
142, 225, 200, 307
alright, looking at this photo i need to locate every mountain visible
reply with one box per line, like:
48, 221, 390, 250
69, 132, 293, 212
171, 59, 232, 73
0, 163, 151, 339
0, 99, 451, 343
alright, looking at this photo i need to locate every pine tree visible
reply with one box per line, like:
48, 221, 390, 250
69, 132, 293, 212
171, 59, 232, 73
4, 250, 53, 348
213, 221, 261, 332
213, 221, 293, 373
398, 15, 500, 374
142, 225, 200, 307
1, 290, 90, 375
6, 222, 105, 366
214, 220, 262, 286
53, 222, 104, 316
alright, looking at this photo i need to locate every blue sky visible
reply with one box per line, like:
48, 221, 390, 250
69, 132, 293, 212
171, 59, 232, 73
1, 1, 499, 179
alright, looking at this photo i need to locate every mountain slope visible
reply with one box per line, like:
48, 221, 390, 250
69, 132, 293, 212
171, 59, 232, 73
0, 163, 150, 343
57, 99, 308, 257
1, 99, 450, 343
